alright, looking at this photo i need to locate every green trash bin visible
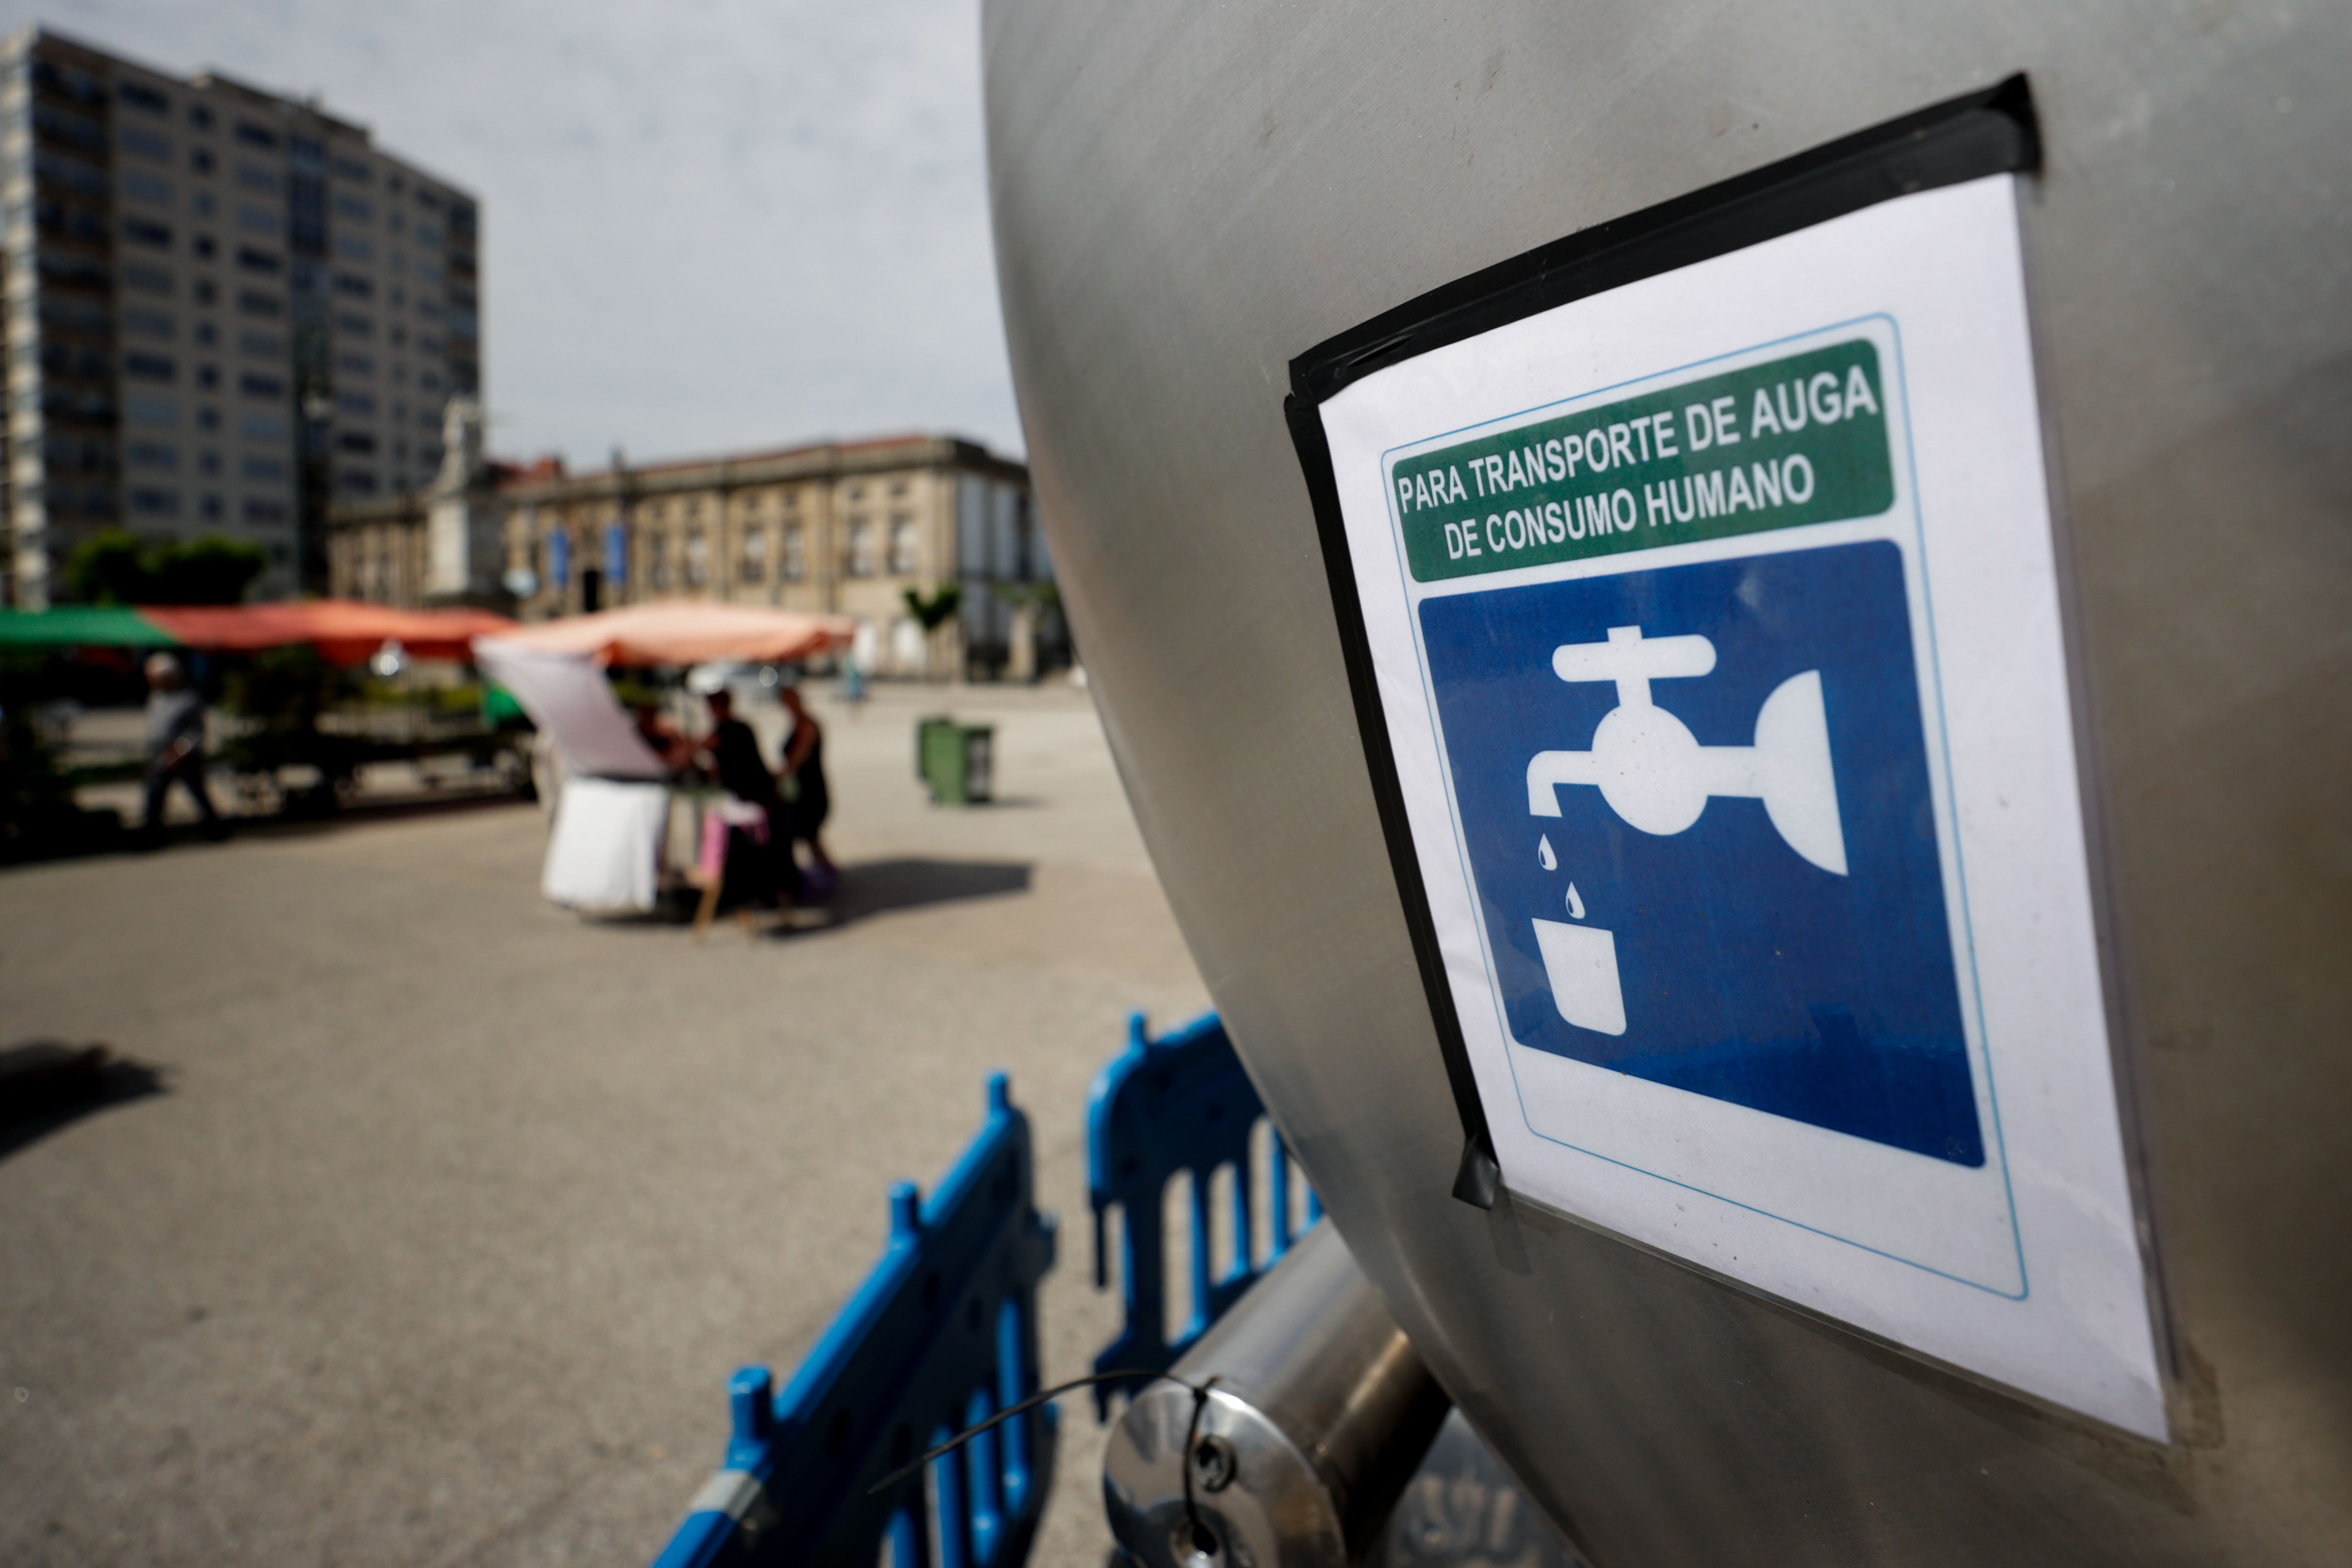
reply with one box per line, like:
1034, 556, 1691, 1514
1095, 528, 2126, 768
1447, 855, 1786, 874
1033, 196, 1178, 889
917, 716, 994, 805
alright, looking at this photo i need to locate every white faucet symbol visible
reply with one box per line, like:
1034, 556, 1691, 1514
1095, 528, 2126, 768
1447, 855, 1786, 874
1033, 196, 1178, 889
1525, 625, 1847, 875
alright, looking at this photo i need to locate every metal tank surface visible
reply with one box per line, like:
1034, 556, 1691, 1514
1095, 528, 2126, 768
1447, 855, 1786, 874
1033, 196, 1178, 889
1104, 1223, 1450, 1568
981, 3, 2352, 1565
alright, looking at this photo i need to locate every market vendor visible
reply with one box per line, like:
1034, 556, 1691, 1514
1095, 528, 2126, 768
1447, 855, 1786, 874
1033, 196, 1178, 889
693, 684, 795, 908
777, 672, 836, 896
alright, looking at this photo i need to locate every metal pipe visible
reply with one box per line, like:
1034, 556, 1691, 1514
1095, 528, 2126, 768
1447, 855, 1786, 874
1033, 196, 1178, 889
1103, 1224, 1451, 1568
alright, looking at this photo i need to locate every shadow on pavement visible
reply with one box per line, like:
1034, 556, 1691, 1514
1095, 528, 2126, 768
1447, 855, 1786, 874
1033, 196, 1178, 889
0, 1042, 168, 1163
537, 857, 1034, 936
820, 857, 1033, 926
3, 788, 535, 871
229, 789, 535, 841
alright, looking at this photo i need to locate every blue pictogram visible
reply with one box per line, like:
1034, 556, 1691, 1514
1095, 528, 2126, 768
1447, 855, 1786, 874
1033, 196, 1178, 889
1419, 540, 1982, 1166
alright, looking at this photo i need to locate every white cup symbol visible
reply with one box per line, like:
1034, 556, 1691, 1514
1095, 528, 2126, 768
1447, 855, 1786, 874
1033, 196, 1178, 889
1532, 915, 1625, 1035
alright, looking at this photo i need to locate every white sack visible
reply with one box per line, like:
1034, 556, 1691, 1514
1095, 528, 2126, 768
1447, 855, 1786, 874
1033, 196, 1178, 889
542, 778, 668, 913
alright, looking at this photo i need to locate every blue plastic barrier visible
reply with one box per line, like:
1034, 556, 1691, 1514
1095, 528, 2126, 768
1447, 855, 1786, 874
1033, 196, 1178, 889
653, 1074, 1057, 1568
1086, 1011, 1319, 1415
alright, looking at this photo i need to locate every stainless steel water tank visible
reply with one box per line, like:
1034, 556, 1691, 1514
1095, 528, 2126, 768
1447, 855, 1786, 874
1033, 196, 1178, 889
982, 5, 2351, 1562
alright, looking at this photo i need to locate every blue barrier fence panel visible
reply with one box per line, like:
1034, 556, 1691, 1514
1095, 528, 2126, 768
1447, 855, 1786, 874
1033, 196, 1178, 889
653, 1073, 1057, 1568
1085, 1011, 1319, 1416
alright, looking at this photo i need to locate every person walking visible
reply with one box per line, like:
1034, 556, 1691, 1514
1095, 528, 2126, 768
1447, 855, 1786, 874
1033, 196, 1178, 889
140, 653, 225, 843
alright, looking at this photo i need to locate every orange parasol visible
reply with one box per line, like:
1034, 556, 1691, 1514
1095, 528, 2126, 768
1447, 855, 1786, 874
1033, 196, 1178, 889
139, 601, 518, 665
474, 600, 859, 667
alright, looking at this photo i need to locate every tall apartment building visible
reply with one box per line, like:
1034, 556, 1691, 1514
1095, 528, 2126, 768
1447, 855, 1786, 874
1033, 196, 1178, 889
0, 26, 481, 605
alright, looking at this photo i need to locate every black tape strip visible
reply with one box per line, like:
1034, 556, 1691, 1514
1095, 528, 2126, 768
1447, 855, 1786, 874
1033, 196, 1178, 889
1284, 75, 2038, 1211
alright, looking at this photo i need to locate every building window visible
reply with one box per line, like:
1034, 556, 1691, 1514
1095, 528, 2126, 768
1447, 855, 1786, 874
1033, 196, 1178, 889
740, 528, 767, 583
684, 531, 708, 587
190, 147, 215, 174
337, 391, 377, 416
237, 204, 278, 234
887, 514, 919, 576
243, 456, 289, 483
647, 533, 670, 590
238, 372, 285, 399
124, 264, 172, 296
119, 168, 172, 206
333, 273, 373, 299
118, 80, 170, 114
781, 523, 804, 582
338, 469, 378, 495
240, 331, 285, 357
236, 246, 283, 274
234, 122, 279, 150
128, 487, 179, 516
336, 352, 374, 377
123, 308, 174, 341
237, 290, 282, 318
244, 498, 288, 523
337, 431, 377, 454
122, 217, 173, 248
845, 518, 876, 578
127, 441, 178, 471
118, 127, 171, 162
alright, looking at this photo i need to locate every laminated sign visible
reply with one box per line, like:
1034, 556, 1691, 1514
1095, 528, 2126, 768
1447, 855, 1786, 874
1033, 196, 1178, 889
1287, 83, 2168, 1441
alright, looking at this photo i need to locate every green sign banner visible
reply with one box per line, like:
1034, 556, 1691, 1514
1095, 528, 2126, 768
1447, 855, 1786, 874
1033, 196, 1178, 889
1389, 339, 1894, 582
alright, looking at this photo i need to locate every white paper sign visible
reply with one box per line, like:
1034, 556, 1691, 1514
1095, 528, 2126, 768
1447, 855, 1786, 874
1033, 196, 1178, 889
1318, 176, 2165, 1439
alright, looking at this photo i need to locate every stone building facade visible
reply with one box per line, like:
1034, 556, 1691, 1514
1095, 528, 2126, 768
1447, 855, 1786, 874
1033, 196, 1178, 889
326, 431, 1053, 677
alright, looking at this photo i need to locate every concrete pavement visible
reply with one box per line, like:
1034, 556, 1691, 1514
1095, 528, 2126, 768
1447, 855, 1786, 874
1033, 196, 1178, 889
0, 680, 1207, 1566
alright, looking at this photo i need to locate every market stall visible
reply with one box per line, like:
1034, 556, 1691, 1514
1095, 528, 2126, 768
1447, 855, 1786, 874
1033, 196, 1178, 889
472, 601, 857, 918
0, 600, 525, 822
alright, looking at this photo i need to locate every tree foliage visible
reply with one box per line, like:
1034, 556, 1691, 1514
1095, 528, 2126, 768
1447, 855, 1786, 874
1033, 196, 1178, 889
62, 530, 266, 606
902, 583, 962, 632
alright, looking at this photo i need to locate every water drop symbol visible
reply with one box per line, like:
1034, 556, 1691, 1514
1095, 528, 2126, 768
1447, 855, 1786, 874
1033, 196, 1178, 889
1537, 835, 1557, 872
1565, 883, 1586, 920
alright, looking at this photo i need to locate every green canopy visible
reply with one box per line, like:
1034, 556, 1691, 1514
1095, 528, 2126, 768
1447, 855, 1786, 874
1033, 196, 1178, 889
0, 605, 180, 648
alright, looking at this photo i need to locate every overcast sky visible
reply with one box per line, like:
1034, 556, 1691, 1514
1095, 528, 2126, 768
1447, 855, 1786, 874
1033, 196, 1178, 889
7, 0, 1023, 468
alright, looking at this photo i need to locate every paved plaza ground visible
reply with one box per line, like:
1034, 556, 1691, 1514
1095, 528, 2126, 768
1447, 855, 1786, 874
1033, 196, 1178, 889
0, 680, 1206, 1566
